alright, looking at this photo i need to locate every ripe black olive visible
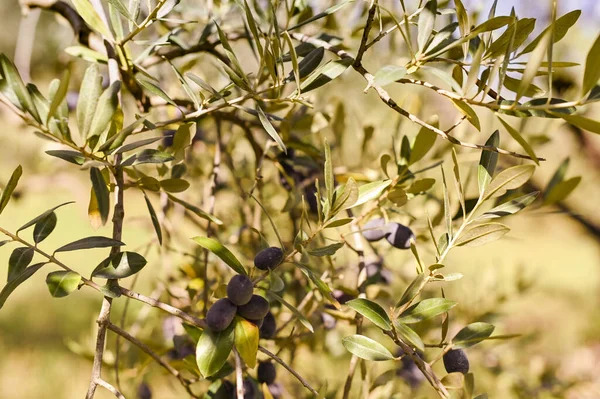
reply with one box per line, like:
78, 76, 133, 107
254, 247, 284, 270
443, 349, 470, 374
206, 298, 237, 332
227, 274, 254, 306
385, 222, 415, 249
257, 361, 277, 384
237, 295, 270, 320
260, 311, 276, 339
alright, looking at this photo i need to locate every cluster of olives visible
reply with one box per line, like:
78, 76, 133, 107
361, 218, 415, 249
206, 247, 284, 333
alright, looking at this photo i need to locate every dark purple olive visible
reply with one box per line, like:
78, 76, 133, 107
237, 295, 270, 320
227, 275, 254, 306
267, 382, 283, 399
254, 247, 284, 270
321, 312, 337, 330
137, 382, 152, 399
332, 290, 355, 305
260, 311, 276, 339
242, 378, 256, 399
206, 298, 237, 332
362, 218, 388, 241
246, 318, 264, 328
214, 380, 234, 399
385, 222, 415, 249
257, 362, 277, 384
443, 349, 470, 374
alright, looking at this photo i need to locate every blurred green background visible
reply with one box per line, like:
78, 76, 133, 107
1, 1, 600, 398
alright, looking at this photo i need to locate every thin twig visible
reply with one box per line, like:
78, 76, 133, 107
258, 346, 319, 396
85, 297, 113, 399
200, 119, 223, 315
95, 378, 126, 399
233, 348, 244, 399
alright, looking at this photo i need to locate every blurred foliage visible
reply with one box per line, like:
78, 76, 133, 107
0, 1, 600, 399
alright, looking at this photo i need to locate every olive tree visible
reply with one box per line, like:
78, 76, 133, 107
0, 0, 598, 398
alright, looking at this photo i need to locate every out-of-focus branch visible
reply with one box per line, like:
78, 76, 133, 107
21, 0, 92, 46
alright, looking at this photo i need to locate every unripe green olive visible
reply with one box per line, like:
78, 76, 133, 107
385, 222, 415, 249
227, 275, 254, 306
237, 295, 270, 320
443, 349, 470, 374
254, 247, 284, 270
206, 298, 237, 332
362, 218, 387, 241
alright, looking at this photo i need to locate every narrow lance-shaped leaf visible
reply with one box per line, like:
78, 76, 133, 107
55, 236, 125, 253
342, 335, 394, 361
45, 150, 85, 165
453, 322, 495, 348
92, 251, 147, 279
478, 131, 500, 196
137, 78, 179, 109
409, 117, 438, 165
497, 116, 539, 164
234, 317, 259, 368
290, 47, 325, 81
483, 164, 535, 200
396, 273, 428, 308
33, 212, 57, 244
90, 167, 110, 225
0, 165, 22, 215
71, 0, 113, 39
350, 180, 392, 208
558, 113, 600, 135
544, 177, 581, 206
45, 271, 81, 298
191, 237, 247, 275
77, 64, 102, 139
168, 194, 223, 225
479, 192, 539, 219
17, 202, 74, 233
520, 10, 581, 55
398, 298, 457, 324
455, 223, 510, 247
324, 139, 334, 207
295, 262, 340, 309
0, 55, 40, 122
516, 31, 550, 101
143, 194, 162, 245
8, 247, 34, 282
267, 291, 314, 333
581, 32, 600, 96
417, 1, 437, 53
47, 70, 70, 124
87, 81, 120, 141
0, 262, 46, 309
347, 298, 392, 331
196, 324, 235, 378
298, 58, 353, 93
256, 105, 286, 153
373, 65, 407, 87
394, 321, 425, 352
